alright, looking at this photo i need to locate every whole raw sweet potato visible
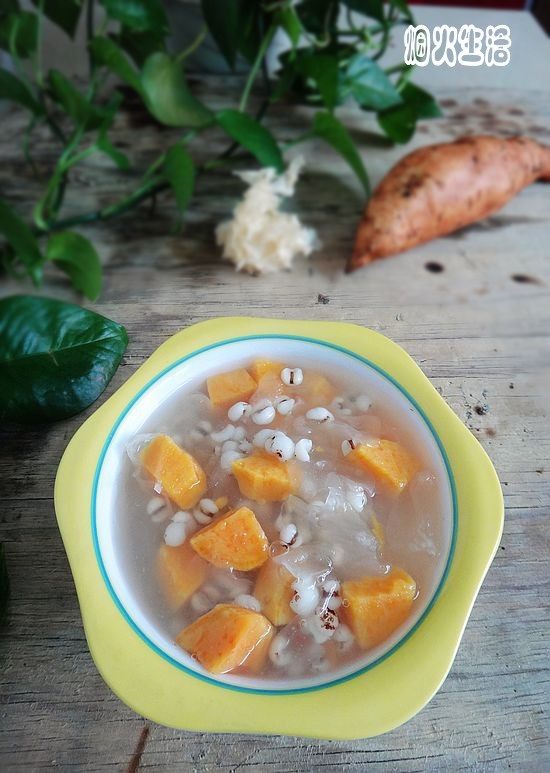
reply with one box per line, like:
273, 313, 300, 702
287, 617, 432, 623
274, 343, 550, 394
349, 136, 550, 272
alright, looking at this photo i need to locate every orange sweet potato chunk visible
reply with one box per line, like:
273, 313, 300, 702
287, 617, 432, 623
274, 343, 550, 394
190, 506, 268, 570
243, 626, 274, 674
141, 435, 206, 508
341, 568, 417, 650
207, 368, 257, 409
254, 559, 295, 626
347, 440, 418, 492
249, 359, 283, 382
301, 372, 336, 405
176, 603, 274, 674
157, 541, 208, 611
232, 452, 293, 503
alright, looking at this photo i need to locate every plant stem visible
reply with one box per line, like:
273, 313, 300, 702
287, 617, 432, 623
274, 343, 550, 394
176, 26, 207, 63
238, 25, 276, 113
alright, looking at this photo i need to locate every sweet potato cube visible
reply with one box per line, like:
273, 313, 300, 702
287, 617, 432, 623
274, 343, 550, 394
190, 506, 268, 570
249, 359, 283, 382
252, 372, 285, 402
301, 372, 336, 405
207, 368, 257, 410
254, 559, 295, 626
232, 452, 293, 503
141, 435, 206, 508
157, 541, 208, 611
347, 440, 418, 492
243, 626, 274, 674
341, 568, 417, 650
176, 603, 274, 674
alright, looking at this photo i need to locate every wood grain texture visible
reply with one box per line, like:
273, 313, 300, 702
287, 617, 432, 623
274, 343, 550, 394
1, 70, 549, 773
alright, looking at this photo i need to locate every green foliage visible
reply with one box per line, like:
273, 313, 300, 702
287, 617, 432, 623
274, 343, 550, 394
217, 110, 284, 172
164, 144, 195, 213
100, 0, 168, 34
141, 53, 212, 128
0, 295, 128, 422
378, 83, 443, 143
313, 111, 370, 195
46, 232, 102, 301
0, 0, 441, 300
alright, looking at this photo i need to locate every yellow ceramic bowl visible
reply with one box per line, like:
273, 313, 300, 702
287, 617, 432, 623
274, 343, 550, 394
55, 318, 503, 739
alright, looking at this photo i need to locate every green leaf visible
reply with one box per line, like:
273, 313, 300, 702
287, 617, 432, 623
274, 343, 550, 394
96, 134, 130, 170
48, 69, 105, 129
46, 231, 102, 301
0, 11, 38, 58
89, 36, 144, 95
201, 0, 241, 68
389, 0, 414, 22
296, 52, 340, 110
31, 0, 82, 38
164, 144, 195, 213
344, 55, 402, 111
141, 52, 212, 128
402, 82, 443, 119
100, 0, 168, 34
216, 109, 284, 172
378, 83, 442, 144
0, 295, 128, 422
0, 199, 43, 283
377, 102, 415, 144
115, 28, 165, 66
313, 111, 370, 196
0, 544, 8, 626
278, 6, 302, 48
0, 67, 42, 114
296, 0, 334, 37
341, 0, 385, 23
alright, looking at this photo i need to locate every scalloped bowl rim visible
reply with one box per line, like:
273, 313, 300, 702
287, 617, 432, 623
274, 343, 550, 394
54, 317, 504, 739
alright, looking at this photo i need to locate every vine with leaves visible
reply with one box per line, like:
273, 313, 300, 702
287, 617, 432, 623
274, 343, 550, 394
0, 0, 441, 300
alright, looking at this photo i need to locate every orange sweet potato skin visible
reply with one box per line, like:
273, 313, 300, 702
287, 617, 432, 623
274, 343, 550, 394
349, 136, 550, 271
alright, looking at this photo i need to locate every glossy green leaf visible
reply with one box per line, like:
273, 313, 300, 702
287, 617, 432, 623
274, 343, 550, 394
0, 199, 42, 283
164, 144, 195, 213
89, 36, 144, 95
297, 53, 340, 110
0, 11, 38, 58
48, 70, 105, 129
0, 295, 128, 422
201, 0, 241, 68
141, 52, 212, 127
0, 67, 42, 114
31, 0, 82, 38
341, 0, 385, 23
313, 111, 370, 196
100, 0, 168, 34
0, 544, 8, 626
46, 231, 102, 301
378, 83, 442, 144
217, 109, 284, 172
345, 55, 402, 111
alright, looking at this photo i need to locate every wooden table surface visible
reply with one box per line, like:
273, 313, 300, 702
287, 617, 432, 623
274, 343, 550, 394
1, 8, 549, 771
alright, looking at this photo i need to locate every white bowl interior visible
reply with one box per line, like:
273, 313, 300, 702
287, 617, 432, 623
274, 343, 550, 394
94, 337, 454, 692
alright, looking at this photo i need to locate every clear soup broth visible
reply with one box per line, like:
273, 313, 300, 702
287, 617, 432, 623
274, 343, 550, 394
108, 346, 453, 687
